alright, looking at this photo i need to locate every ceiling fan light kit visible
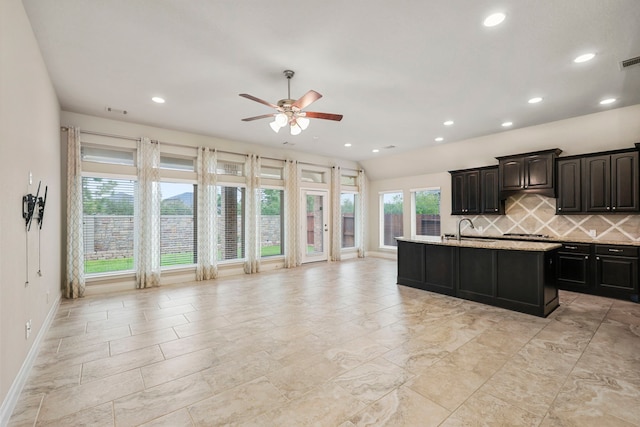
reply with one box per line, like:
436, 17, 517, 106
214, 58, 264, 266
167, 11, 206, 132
240, 69, 343, 136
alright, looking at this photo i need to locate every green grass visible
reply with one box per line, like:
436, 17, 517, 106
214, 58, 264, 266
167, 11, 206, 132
261, 245, 282, 257
85, 246, 284, 273
84, 257, 134, 274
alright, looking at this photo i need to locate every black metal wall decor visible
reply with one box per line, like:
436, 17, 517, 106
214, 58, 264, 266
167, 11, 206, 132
22, 181, 41, 230
23, 181, 48, 284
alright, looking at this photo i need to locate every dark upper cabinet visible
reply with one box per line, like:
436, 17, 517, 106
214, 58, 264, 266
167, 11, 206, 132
583, 151, 639, 213
497, 149, 561, 198
556, 158, 582, 213
480, 167, 504, 214
450, 170, 480, 215
499, 158, 524, 192
611, 152, 639, 211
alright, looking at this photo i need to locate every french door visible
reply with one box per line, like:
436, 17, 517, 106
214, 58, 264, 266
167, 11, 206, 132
301, 190, 329, 263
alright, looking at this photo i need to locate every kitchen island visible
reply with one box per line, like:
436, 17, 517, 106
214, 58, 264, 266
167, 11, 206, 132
396, 236, 562, 317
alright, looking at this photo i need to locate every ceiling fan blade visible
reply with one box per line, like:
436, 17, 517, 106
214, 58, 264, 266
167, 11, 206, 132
239, 93, 278, 109
292, 90, 322, 109
303, 111, 343, 121
241, 113, 276, 122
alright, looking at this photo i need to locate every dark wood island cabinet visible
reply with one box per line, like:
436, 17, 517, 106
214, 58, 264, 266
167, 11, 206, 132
397, 237, 561, 317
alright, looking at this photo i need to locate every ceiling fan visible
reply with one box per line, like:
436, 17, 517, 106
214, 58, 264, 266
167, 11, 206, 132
240, 70, 343, 135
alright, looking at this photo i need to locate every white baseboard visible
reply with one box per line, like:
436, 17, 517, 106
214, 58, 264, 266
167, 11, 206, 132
367, 250, 397, 260
0, 293, 61, 426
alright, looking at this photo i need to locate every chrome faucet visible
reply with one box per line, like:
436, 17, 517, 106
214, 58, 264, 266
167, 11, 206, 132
457, 218, 475, 241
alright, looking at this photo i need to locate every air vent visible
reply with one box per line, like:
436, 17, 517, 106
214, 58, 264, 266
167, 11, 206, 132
620, 55, 640, 69
105, 106, 128, 115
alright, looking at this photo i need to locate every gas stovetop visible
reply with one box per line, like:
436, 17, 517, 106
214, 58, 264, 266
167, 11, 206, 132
503, 233, 550, 238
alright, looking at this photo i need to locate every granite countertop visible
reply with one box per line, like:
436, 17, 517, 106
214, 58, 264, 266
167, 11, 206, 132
470, 234, 640, 247
396, 236, 562, 252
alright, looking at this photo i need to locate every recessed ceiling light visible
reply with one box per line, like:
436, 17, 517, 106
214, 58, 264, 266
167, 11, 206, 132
528, 97, 543, 104
483, 12, 506, 27
501, 121, 513, 127
344, 143, 352, 147
151, 97, 165, 104
434, 137, 444, 142
372, 149, 380, 153
599, 98, 616, 105
574, 53, 595, 63
443, 120, 454, 126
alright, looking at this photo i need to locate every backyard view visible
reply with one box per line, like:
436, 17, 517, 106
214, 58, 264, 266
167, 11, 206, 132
82, 178, 284, 274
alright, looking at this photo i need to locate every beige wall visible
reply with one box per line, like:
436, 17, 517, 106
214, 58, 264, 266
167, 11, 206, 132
0, 0, 61, 415
365, 105, 640, 253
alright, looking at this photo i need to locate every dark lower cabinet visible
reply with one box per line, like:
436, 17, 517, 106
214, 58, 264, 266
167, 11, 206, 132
397, 241, 425, 289
396, 240, 559, 317
595, 245, 639, 299
555, 243, 639, 302
424, 244, 455, 296
556, 243, 591, 291
397, 241, 455, 295
496, 250, 558, 317
457, 247, 495, 304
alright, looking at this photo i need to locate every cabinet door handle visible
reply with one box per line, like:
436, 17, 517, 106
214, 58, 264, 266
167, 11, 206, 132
606, 207, 611, 210
524, 185, 528, 188
612, 207, 616, 210
558, 207, 562, 211
596, 256, 600, 260
495, 208, 498, 212
585, 256, 589, 259
565, 245, 578, 250
608, 248, 624, 253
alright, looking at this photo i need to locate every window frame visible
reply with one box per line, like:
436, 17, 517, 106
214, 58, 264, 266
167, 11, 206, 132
379, 190, 404, 250
410, 187, 441, 238
340, 191, 358, 251
215, 183, 247, 264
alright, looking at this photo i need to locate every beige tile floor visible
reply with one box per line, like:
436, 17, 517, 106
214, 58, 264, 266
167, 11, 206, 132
8, 257, 640, 426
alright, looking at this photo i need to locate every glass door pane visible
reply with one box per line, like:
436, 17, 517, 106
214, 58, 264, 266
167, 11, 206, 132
301, 190, 328, 263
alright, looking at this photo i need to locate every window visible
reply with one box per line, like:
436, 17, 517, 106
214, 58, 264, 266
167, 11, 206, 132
341, 175, 357, 186
301, 170, 326, 183
380, 191, 403, 247
217, 160, 244, 177
260, 189, 284, 257
260, 166, 283, 180
412, 188, 441, 237
82, 177, 135, 274
341, 193, 357, 248
160, 182, 197, 267
216, 186, 245, 261
81, 146, 135, 166
160, 156, 194, 172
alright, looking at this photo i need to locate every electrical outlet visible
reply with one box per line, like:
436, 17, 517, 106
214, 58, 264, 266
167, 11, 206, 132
25, 320, 32, 339
477, 226, 484, 233
588, 229, 597, 238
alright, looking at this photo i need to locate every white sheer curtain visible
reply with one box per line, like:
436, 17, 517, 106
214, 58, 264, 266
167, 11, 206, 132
284, 160, 300, 268
330, 166, 342, 261
196, 147, 218, 280
357, 169, 367, 258
244, 155, 261, 274
66, 127, 85, 298
136, 137, 161, 288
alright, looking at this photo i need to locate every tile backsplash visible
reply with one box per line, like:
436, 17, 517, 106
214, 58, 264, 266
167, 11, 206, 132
461, 193, 640, 242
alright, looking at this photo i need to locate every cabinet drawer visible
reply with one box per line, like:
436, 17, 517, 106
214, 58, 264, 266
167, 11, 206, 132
559, 243, 590, 254
595, 245, 638, 257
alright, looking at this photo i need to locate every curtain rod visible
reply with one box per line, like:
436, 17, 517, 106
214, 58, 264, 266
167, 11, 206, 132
61, 126, 361, 171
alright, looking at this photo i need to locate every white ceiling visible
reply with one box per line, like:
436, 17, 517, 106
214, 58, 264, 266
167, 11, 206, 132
23, 0, 640, 162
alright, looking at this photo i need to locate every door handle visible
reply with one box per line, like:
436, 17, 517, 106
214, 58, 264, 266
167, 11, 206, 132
565, 246, 577, 250
608, 248, 623, 253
